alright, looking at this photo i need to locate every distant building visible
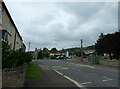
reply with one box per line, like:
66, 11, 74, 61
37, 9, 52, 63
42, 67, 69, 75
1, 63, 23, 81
82, 49, 95, 55
49, 50, 65, 56
33, 48, 39, 59
0, 2, 26, 51
66, 51, 69, 57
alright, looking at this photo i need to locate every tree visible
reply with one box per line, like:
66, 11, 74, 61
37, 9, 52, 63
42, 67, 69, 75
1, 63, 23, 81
51, 48, 57, 52
74, 50, 82, 57
95, 32, 120, 60
2, 41, 32, 69
38, 51, 44, 59
43, 48, 49, 58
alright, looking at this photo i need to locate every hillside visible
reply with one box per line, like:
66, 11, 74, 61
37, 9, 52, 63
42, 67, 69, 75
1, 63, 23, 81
64, 45, 95, 52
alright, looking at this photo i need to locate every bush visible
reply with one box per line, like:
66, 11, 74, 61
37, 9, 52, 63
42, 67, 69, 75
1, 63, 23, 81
24, 52, 32, 63
2, 41, 32, 69
2, 41, 12, 69
50, 55, 56, 59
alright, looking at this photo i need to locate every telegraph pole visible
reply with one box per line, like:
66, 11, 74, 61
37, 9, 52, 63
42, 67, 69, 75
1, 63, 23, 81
81, 39, 83, 61
81, 39, 83, 49
28, 42, 30, 52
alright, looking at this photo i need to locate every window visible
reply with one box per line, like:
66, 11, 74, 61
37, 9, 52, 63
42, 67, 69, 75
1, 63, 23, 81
1, 30, 8, 42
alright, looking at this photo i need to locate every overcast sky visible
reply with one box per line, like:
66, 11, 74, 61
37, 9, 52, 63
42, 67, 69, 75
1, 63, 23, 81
4, 1, 118, 51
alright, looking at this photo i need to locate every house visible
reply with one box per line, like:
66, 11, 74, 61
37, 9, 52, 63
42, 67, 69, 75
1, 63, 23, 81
0, 1, 26, 51
82, 49, 95, 55
33, 48, 39, 59
49, 50, 65, 56
49, 51, 60, 56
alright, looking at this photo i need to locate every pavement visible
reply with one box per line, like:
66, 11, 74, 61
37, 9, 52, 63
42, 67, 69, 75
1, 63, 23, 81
23, 62, 79, 88
0, 70, 2, 89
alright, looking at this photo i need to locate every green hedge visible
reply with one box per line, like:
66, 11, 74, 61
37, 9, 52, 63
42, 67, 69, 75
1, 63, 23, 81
2, 41, 32, 69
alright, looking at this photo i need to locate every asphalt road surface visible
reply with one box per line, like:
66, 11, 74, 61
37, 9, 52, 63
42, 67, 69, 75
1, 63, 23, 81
37, 59, 119, 88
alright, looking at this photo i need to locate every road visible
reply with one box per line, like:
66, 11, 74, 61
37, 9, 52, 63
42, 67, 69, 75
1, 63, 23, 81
37, 59, 119, 88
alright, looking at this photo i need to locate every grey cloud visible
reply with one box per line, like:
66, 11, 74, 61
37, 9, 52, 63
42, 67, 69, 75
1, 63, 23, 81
57, 2, 105, 21
5, 2, 118, 50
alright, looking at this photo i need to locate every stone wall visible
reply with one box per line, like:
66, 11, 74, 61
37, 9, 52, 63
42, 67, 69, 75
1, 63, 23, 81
99, 60, 119, 68
2, 64, 27, 87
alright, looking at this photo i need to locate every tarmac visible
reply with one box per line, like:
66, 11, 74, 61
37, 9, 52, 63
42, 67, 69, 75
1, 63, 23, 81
23, 64, 79, 88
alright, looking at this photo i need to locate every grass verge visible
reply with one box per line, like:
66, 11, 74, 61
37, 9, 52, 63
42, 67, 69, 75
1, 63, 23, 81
26, 62, 41, 78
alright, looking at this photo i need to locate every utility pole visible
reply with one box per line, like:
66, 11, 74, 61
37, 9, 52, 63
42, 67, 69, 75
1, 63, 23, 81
81, 39, 83, 61
81, 39, 83, 49
28, 42, 30, 52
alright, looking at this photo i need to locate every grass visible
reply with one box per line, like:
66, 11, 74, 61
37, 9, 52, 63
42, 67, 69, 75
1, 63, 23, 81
26, 62, 41, 78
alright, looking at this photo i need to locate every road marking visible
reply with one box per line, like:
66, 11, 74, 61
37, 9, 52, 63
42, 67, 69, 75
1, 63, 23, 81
80, 82, 92, 85
53, 69, 63, 75
61, 68, 68, 70
102, 77, 113, 82
52, 69, 87, 89
68, 62, 95, 68
52, 66, 69, 70
80, 65, 95, 68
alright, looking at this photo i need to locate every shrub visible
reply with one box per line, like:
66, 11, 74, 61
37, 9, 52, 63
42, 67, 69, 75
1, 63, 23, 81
24, 52, 32, 63
2, 41, 12, 69
50, 55, 56, 59
2, 41, 32, 69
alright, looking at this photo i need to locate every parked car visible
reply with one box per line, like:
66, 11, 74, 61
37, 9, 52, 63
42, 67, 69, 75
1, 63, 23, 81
56, 56, 64, 60
68, 56, 72, 59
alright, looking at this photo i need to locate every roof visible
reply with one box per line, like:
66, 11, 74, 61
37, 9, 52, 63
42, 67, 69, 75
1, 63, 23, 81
2, 2, 23, 41
49, 50, 65, 54
82, 49, 95, 54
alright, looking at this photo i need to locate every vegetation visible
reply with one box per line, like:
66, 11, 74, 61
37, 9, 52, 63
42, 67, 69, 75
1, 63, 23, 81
51, 48, 58, 51
26, 62, 41, 78
64, 45, 95, 53
49, 55, 56, 59
74, 50, 82, 57
2, 41, 32, 69
38, 48, 49, 59
95, 32, 120, 60
2, 41, 12, 69
38, 51, 44, 59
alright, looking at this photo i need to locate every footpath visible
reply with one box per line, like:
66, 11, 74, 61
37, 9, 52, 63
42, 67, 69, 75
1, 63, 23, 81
23, 64, 79, 88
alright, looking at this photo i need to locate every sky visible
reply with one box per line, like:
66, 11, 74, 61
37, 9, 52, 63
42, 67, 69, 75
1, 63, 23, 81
4, 0, 118, 51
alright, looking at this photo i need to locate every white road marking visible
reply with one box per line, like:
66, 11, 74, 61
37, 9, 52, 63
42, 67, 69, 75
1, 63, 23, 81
68, 62, 95, 68
52, 66, 69, 70
80, 82, 92, 85
61, 68, 68, 70
52, 69, 87, 89
80, 65, 95, 68
102, 77, 113, 82
53, 69, 63, 75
